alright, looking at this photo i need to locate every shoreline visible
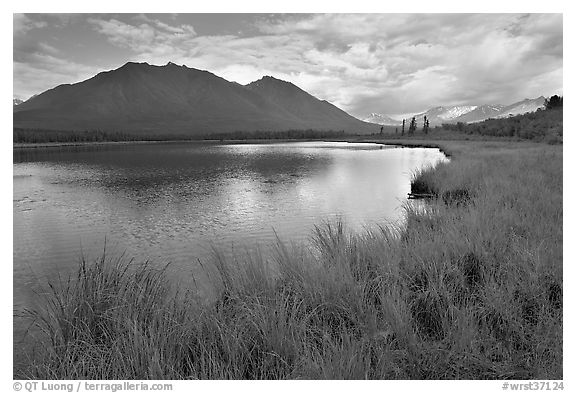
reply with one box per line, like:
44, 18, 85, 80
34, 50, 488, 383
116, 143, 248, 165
13, 135, 540, 160
12, 136, 472, 159
13, 139, 220, 149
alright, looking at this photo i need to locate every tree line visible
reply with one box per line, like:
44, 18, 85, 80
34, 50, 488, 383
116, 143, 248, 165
397, 116, 430, 136
392, 95, 562, 143
440, 95, 562, 143
13, 128, 349, 144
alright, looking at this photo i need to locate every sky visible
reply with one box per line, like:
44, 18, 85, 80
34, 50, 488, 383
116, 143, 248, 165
13, 13, 563, 118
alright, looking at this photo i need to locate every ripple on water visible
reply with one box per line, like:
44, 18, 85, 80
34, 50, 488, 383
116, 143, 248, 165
13, 141, 448, 340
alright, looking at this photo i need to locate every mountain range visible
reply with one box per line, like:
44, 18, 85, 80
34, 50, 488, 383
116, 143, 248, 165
13, 61, 550, 135
13, 62, 374, 135
364, 97, 546, 126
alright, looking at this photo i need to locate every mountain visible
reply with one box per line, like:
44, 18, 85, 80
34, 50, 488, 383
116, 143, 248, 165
363, 106, 478, 127
430, 105, 478, 121
416, 106, 480, 126
496, 96, 546, 118
14, 62, 374, 135
362, 113, 402, 126
13, 98, 24, 106
244, 76, 371, 130
363, 107, 479, 127
368, 97, 546, 127
451, 104, 505, 123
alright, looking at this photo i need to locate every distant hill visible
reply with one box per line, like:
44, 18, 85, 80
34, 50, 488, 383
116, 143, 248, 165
366, 97, 546, 127
413, 105, 479, 125
14, 62, 375, 135
362, 113, 402, 126
365, 105, 481, 126
450, 104, 506, 123
496, 96, 546, 119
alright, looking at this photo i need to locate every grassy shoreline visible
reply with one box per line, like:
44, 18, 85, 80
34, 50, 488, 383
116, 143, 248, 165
16, 138, 562, 380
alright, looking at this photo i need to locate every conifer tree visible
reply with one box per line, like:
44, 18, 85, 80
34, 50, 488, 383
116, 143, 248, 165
423, 116, 430, 134
408, 117, 416, 135
545, 95, 563, 110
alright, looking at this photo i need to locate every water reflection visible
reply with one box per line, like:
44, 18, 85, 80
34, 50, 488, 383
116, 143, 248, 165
13, 141, 447, 336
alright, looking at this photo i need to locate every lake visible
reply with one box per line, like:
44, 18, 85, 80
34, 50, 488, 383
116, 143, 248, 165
13, 141, 446, 345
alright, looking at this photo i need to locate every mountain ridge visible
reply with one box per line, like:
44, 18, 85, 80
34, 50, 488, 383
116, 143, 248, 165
364, 97, 546, 126
363, 113, 402, 127
14, 62, 375, 135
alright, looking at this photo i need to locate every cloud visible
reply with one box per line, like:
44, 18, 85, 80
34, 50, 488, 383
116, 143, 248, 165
89, 19, 157, 51
13, 37, 100, 100
190, 14, 563, 115
14, 57, 100, 101
251, 14, 562, 114
258, 13, 562, 115
13, 13, 563, 117
13, 14, 47, 36
88, 17, 196, 53
14, 13, 86, 36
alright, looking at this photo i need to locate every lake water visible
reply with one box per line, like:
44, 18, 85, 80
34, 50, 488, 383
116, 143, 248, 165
13, 141, 446, 346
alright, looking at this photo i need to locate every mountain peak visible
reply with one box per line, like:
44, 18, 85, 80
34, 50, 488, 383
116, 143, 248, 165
118, 61, 192, 71
248, 75, 294, 86
120, 61, 150, 68
14, 61, 373, 134
362, 113, 402, 126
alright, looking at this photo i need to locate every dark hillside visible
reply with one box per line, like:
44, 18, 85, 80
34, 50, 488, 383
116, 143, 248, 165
14, 62, 375, 135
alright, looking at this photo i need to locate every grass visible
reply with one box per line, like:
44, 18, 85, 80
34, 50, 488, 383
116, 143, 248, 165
16, 139, 562, 380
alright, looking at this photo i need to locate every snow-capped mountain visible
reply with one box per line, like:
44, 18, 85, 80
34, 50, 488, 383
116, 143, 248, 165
363, 106, 480, 127
453, 104, 506, 123
367, 97, 547, 127
413, 105, 477, 125
362, 113, 402, 126
436, 105, 478, 120
13, 98, 24, 106
496, 96, 546, 118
